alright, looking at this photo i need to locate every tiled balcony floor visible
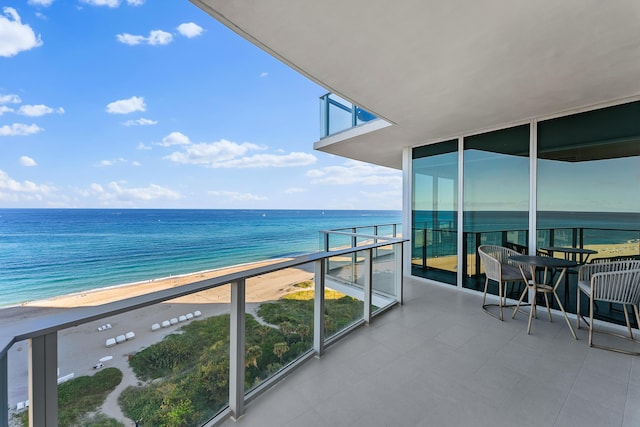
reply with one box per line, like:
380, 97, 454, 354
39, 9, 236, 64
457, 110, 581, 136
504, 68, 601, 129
223, 278, 640, 427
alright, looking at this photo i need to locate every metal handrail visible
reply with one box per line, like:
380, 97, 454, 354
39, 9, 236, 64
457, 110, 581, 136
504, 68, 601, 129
1, 237, 407, 426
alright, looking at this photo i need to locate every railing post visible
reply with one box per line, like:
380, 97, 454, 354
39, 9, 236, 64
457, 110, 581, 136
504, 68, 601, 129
364, 249, 372, 324
422, 229, 427, 269
398, 242, 404, 305
29, 333, 58, 427
373, 226, 379, 258
475, 232, 482, 279
323, 231, 330, 275
1, 351, 7, 427
351, 228, 357, 284
351, 103, 357, 127
314, 259, 325, 357
461, 232, 468, 279
230, 279, 246, 420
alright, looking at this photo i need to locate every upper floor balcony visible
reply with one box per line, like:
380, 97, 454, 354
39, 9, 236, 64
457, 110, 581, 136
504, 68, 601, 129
319, 93, 378, 139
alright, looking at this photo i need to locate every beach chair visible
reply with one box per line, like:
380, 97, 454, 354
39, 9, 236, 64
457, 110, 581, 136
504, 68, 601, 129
478, 245, 531, 320
577, 260, 640, 354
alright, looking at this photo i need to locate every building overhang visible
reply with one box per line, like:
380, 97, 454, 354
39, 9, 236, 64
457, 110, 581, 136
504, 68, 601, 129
191, 0, 640, 169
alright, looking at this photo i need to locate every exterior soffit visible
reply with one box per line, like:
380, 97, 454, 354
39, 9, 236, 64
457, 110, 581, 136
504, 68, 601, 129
192, 0, 640, 168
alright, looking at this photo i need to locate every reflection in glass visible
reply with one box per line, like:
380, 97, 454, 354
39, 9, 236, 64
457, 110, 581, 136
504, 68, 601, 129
412, 140, 458, 285
537, 101, 640, 322
463, 125, 530, 292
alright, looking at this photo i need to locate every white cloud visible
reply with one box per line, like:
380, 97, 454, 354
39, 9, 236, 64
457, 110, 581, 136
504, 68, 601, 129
106, 96, 145, 114
131, 161, 141, 166
164, 139, 316, 168
117, 30, 172, 46
81, 0, 120, 7
123, 117, 157, 126
0, 94, 21, 104
0, 7, 43, 57
177, 22, 203, 38
93, 158, 127, 167
284, 187, 306, 194
216, 152, 317, 169
164, 139, 261, 164
260, 72, 268, 78
28, 0, 54, 6
116, 33, 144, 45
137, 142, 152, 150
0, 123, 43, 136
0, 106, 14, 115
306, 160, 402, 186
90, 181, 181, 203
0, 169, 53, 199
80, 0, 143, 6
208, 191, 268, 202
157, 131, 191, 146
20, 156, 37, 166
17, 104, 64, 116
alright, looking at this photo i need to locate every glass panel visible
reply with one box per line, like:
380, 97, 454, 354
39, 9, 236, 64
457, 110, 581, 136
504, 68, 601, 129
249, 265, 314, 393
412, 140, 458, 285
324, 251, 366, 339
463, 125, 530, 292
320, 93, 377, 138
328, 100, 353, 135
118, 287, 231, 425
371, 242, 400, 315
537, 101, 640, 323
7, 340, 28, 424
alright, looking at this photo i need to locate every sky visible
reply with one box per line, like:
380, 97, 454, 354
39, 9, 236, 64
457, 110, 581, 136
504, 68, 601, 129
0, 0, 402, 210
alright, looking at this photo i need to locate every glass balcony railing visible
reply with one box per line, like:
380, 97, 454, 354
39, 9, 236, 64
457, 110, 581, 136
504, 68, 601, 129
1, 226, 405, 427
410, 224, 639, 327
319, 93, 377, 138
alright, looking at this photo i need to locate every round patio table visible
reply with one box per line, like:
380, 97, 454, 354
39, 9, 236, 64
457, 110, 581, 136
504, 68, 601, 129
509, 255, 578, 339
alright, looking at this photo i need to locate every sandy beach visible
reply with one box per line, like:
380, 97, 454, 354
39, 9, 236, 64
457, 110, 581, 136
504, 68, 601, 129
3, 258, 314, 424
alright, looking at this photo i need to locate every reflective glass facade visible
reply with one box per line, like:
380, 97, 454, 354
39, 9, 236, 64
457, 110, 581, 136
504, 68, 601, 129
411, 100, 640, 325
412, 140, 458, 285
462, 125, 530, 292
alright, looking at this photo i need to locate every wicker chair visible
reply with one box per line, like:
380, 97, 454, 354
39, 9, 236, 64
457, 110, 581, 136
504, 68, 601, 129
576, 260, 640, 354
478, 245, 531, 320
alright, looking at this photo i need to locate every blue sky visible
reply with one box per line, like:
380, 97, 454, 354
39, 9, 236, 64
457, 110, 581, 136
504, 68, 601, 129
0, 1, 402, 210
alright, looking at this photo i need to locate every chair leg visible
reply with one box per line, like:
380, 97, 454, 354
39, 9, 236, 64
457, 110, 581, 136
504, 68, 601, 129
589, 294, 594, 347
576, 287, 581, 329
498, 281, 504, 321
634, 305, 640, 334
543, 292, 552, 322
482, 276, 489, 307
527, 290, 536, 335
512, 284, 529, 319
623, 305, 633, 340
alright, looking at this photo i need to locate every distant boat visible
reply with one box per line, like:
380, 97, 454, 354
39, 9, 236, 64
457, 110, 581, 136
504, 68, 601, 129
322, 211, 325, 215
262, 213, 267, 217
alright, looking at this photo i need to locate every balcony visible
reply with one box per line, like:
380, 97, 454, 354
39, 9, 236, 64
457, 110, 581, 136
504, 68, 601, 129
222, 277, 640, 426
319, 93, 377, 139
1, 226, 404, 426
3, 222, 640, 426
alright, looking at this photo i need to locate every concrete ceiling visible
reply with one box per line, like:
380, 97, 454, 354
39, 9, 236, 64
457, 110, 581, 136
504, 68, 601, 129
191, 0, 640, 169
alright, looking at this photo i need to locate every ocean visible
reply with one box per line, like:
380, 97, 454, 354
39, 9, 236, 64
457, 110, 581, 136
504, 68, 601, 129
0, 209, 402, 307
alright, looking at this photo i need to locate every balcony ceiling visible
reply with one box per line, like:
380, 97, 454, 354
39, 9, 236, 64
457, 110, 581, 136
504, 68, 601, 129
191, 0, 640, 169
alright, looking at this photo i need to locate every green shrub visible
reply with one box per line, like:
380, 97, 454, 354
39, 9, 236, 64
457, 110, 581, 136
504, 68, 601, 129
120, 289, 364, 426
17, 368, 123, 427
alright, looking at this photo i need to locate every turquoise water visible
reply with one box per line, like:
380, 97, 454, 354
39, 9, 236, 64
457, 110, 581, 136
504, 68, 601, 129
0, 209, 401, 306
